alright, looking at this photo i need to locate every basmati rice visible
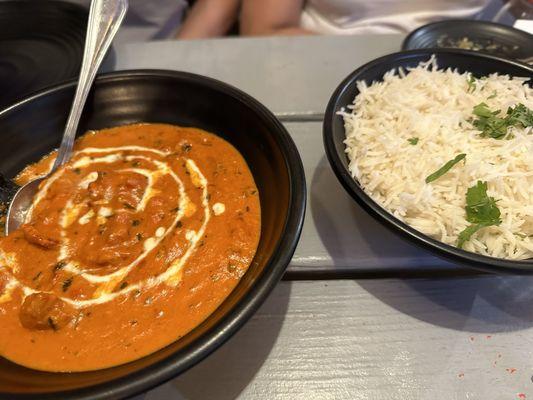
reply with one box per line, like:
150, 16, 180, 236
341, 56, 533, 260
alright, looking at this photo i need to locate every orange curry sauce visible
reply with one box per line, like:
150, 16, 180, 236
0, 123, 260, 372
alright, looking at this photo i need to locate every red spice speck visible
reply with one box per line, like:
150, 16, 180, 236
470, 336, 475, 341
517, 394, 526, 399
458, 373, 464, 378
486, 335, 492, 339
506, 368, 517, 374
493, 361, 497, 367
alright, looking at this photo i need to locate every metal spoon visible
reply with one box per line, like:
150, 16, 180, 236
5, 0, 128, 235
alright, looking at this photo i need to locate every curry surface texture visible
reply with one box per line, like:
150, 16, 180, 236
0, 123, 260, 372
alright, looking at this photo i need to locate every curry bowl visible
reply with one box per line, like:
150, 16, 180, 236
323, 49, 533, 274
0, 70, 306, 399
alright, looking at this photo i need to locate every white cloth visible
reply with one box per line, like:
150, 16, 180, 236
301, 0, 490, 34
514, 19, 533, 34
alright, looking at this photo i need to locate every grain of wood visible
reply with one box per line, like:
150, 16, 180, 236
112, 35, 403, 115
137, 278, 533, 400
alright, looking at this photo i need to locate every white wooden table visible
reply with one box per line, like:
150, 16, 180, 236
110, 35, 533, 400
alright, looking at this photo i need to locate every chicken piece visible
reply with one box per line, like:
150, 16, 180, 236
21, 224, 58, 249
117, 176, 146, 208
84, 246, 134, 266
81, 212, 137, 266
105, 212, 132, 245
19, 293, 75, 331
87, 173, 115, 202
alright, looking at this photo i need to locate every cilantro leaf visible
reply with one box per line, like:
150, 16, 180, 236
505, 103, 533, 128
457, 181, 502, 248
473, 103, 495, 118
425, 153, 466, 183
457, 222, 492, 248
471, 102, 533, 140
465, 181, 501, 224
466, 75, 477, 93
407, 137, 419, 145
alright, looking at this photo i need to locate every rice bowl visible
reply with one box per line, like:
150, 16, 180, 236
340, 56, 532, 260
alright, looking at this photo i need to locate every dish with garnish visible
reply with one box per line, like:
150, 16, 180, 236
1, 122, 261, 372
0, 70, 305, 399
402, 20, 533, 64
324, 49, 533, 272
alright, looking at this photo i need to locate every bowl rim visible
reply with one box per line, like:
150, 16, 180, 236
0, 69, 306, 399
323, 48, 533, 274
402, 18, 533, 53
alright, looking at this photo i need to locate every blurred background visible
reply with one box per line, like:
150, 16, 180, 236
1, 0, 530, 110
64, 0, 533, 45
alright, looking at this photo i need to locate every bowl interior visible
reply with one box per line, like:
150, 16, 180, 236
324, 50, 533, 272
402, 20, 533, 60
0, 71, 304, 399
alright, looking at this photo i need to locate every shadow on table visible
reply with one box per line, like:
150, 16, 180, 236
310, 156, 533, 333
136, 282, 292, 400
310, 155, 448, 272
356, 274, 533, 334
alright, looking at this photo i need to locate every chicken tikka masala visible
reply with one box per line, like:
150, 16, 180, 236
0, 123, 260, 372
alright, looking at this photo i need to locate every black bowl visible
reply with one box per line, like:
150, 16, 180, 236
0, 0, 90, 110
323, 49, 533, 274
402, 20, 533, 62
0, 70, 306, 399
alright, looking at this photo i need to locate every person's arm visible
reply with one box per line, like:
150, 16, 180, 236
240, 0, 314, 36
176, 0, 240, 39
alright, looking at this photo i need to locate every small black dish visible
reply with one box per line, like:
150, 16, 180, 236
0, 70, 306, 399
0, 1, 88, 110
323, 49, 533, 274
402, 20, 533, 62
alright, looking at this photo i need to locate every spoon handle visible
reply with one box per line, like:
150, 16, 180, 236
52, 0, 128, 170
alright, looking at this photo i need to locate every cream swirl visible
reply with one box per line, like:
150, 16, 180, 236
0, 146, 214, 308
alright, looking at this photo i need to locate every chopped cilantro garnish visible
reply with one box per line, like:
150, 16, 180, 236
473, 102, 496, 118
457, 181, 501, 248
425, 154, 466, 183
62, 277, 73, 292
466, 74, 477, 93
47, 317, 57, 331
407, 137, 419, 145
53, 261, 66, 272
464, 181, 501, 224
472, 102, 533, 140
505, 103, 533, 128
458, 223, 492, 249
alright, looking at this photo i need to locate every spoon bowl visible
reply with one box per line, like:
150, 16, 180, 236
5, 178, 43, 235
